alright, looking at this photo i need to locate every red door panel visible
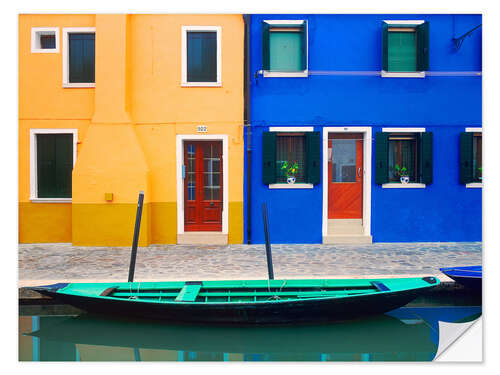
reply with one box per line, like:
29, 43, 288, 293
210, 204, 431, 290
184, 141, 223, 231
328, 134, 363, 219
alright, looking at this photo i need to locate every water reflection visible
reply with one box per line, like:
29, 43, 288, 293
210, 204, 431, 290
20, 306, 480, 362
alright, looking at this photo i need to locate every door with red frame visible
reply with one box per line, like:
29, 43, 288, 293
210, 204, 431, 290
184, 141, 223, 231
328, 133, 363, 219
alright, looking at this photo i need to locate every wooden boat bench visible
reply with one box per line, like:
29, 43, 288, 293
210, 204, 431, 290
175, 281, 203, 302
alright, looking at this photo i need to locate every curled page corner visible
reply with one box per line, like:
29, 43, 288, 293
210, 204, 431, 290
434, 317, 483, 362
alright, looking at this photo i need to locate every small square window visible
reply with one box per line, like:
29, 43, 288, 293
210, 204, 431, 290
382, 21, 429, 76
31, 27, 59, 53
262, 20, 308, 77
182, 26, 221, 87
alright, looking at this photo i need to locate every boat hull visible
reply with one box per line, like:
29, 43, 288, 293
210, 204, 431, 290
31, 277, 439, 324
440, 266, 482, 291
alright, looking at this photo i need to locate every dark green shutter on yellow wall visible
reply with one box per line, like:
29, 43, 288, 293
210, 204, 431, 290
69, 33, 95, 83
460, 132, 474, 184
306, 131, 321, 184
421, 132, 433, 184
375, 132, 389, 184
37, 134, 73, 198
262, 132, 277, 184
187, 32, 217, 82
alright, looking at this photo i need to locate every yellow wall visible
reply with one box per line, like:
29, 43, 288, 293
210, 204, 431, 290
19, 14, 244, 245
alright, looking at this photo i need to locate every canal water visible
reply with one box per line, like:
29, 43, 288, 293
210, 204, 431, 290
19, 290, 481, 362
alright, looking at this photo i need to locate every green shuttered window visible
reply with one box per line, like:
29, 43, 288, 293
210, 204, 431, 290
382, 22, 429, 72
375, 131, 433, 185
36, 134, 73, 198
262, 131, 320, 185
460, 132, 482, 184
262, 21, 307, 72
187, 31, 217, 82
69, 33, 95, 83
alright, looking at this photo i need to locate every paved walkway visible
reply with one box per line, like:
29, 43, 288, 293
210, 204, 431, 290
18, 242, 482, 287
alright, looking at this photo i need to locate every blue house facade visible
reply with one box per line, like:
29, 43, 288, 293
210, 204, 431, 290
244, 14, 482, 244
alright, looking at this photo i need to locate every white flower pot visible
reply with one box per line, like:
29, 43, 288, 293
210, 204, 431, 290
400, 176, 409, 184
287, 176, 296, 184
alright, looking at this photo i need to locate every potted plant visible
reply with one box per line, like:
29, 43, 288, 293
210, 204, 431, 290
395, 164, 409, 184
281, 160, 299, 184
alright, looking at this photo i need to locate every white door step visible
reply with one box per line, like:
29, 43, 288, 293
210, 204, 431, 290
177, 232, 228, 245
328, 219, 364, 235
322, 235, 373, 244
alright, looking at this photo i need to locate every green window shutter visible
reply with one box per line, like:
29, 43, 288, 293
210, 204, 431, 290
262, 22, 270, 71
37, 134, 73, 198
420, 132, 433, 185
306, 131, 321, 184
460, 132, 474, 184
69, 33, 95, 83
382, 22, 388, 71
388, 31, 417, 72
300, 22, 307, 71
416, 22, 429, 72
375, 132, 389, 184
187, 31, 217, 82
262, 132, 277, 184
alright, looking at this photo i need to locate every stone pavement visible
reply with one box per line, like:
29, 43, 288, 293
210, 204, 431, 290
18, 242, 482, 287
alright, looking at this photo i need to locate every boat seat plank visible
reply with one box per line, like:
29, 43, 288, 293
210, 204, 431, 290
175, 284, 203, 302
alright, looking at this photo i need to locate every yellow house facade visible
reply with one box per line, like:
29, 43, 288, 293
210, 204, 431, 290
19, 14, 245, 246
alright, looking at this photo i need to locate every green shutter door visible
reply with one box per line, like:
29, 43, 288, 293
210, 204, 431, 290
460, 132, 474, 184
375, 132, 389, 184
37, 134, 73, 198
306, 131, 321, 184
262, 22, 270, 70
421, 132, 433, 185
416, 22, 430, 72
388, 31, 417, 72
382, 22, 389, 71
69, 33, 95, 83
262, 132, 277, 184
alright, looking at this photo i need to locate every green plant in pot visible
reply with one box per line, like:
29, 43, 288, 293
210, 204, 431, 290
395, 164, 409, 184
281, 160, 299, 184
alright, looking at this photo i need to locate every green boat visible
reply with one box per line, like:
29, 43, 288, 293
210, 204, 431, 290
31, 277, 439, 324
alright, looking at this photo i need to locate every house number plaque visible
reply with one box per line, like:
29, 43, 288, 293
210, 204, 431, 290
197, 125, 208, 133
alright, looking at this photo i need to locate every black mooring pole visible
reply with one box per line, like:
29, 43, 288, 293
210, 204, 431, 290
262, 203, 274, 280
128, 191, 144, 283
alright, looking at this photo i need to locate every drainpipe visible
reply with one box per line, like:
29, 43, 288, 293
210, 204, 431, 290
243, 14, 252, 244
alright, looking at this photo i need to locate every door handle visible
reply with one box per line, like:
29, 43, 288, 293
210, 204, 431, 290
358, 167, 361, 178
210, 202, 214, 206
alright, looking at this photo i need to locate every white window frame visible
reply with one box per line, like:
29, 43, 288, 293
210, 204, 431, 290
263, 20, 308, 78
381, 20, 426, 78
31, 27, 59, 53
268, 126, 314, 189
466, 127, 483, 188
62, 27, 96, 88
30, 129, 78, 202
181, 26, 222, 87
382, 127, 427, 188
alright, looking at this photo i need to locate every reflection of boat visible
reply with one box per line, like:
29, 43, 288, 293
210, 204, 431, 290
30, 277, 439, 324
440, 266, 482, 291
26, 312, 436, 357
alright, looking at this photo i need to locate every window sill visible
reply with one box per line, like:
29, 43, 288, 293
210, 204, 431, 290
263, 70, 308, 78
30, 198, 72, 203
32, 48, 59, 54
382, 183, 426, 189
181, 82, 222, 87
381, 71, 425, 78
63, 83, 95, 88
466, 182, 483, 188
269, 183, 313, 189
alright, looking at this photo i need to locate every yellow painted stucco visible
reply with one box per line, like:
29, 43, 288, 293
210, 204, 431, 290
19, 14, 244, 246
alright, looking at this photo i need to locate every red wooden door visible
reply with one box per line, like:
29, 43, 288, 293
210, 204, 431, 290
184, 141, 223, 231
328, 134, 363, 219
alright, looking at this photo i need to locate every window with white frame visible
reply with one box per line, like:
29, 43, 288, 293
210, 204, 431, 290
30, 129, 77, 200
31, 27, 59, 53
460, 128, 482, 186
181, 26, 222, 86
262, 20, 308, 77
375, 128, 433, 186
63, 27, 95, 87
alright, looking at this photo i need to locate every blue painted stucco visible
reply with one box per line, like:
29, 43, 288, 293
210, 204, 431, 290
244, 14, 482, 244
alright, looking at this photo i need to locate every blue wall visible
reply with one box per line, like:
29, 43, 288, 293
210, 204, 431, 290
245, 14, 482, 244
